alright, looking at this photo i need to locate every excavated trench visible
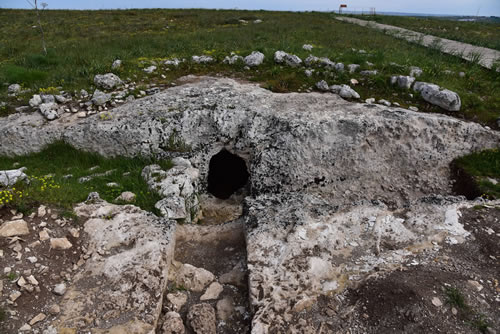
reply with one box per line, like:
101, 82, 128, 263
158, 150, 251, 333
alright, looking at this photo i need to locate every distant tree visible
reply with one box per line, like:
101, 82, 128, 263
26, 0, 47, 55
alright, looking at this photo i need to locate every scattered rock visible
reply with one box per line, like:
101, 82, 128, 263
29, 313, 46, 325
335, 63, 345, 72
163, 58, 182, 66
192, 55, 214, 64
10, 290, 21, 302
200, 282, 223, 301
219, 264, 246, 287
162, 311, 185, 334
459, 71, 465, 78
390, 75, 416, 89
302, 44, 313, 51
413, 82, 461, 111
410, 66, 423, 77
167, 291, 188, 310
8, 83, 21, 95
244, 51, 265, 67
39, 102, 59, 120
55, 95, 67, 103
144, 65, 157, 73
467, 280, 483, 292
175, 263, 214, 292
365, 98, 375, 104
348, 64, 360, 73
39, 230, 49, 241
115, 191, 136, 203
91, 89, 111, 106
29, 94, 42, 107
409, 106, 419, 111
76, 111, 86, 118
0, 219, 29, 237
94, 73, 123, 90
112, 59, 122, 69
431, 297, 443, 307
274, 51, 302, 67
48, 304, 61, 315
360, 70, 378, 76
304, 69, 314, 77
254, 19, 262, 23
38, 205, 46, 217
53, 283, 67, 295
216, 296, 234, 321
223, 54, 243, 65
0, 167, 28, 187
50, 238, 72, 250
330, 84, 360, 99
315, 80, 330, 92
19, 324, 32, 331
187, 303, 216, 334
378, 99, 391, 106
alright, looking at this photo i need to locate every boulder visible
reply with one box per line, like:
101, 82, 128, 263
29, 94, 42, 107
8, 84, 21, 95
315, 80, 330, 92
187, 303, 216, 334
330, 84, 360, 99
0, 167, 28, 187
244, 51, 265, 67
94, 73, 123, 90
91, 89, 110, 106
274, 51, 302, 67
38, 102, 59, 120
413, 82, 461, 111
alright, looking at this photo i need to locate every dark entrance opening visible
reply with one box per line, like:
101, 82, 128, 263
207, 149, 249, 199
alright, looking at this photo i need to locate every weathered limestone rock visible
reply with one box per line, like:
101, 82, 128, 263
91, 89, 110, 106
330, 84, 360, 99
112, 59, 122, 69
413, 81, 461, 111
0, 219, 29, 237
274, 51, 302, 67
200, 282, 223, 300
115, 191, 136, 202
8, 83, 21, 95
0, 76, 498, 209
216, 297, 234, 321
302, 44, 313, 51
192, 55, 214, 64
94, 73, 122, 90
142, 161, 199, 222
223, 54, 243, 65
50, 238, 72, 250
39, 102, 59, 120
166, 291, 187, 310
48, 194, 176, 333
187, 303, 216, 334
391, 75, 416, 89
245, 193, 493, 332
29, 94, 42, 107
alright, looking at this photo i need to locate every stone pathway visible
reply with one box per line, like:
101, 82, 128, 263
335, 16, 500, 70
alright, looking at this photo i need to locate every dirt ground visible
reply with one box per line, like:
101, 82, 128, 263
315, 205, 500, 334
0, 206, 86, 333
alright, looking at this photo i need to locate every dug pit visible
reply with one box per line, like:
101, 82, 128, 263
207, 149, 249, 200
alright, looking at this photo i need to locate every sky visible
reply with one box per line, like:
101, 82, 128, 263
2, 0, 500, 16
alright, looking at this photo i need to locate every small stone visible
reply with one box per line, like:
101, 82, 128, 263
48, 304, 60, 315
0, 219, 29, 237
175, 264, 214, 292
409, 106, 419, 111
365, 98, 375, 104
302, 44, 313, 51
216, 296, 234, 321
432, 297, 443, 307
27, 256, 38, 263
315, 80, 330, 92
112, 59, 122, 69
144, 65, 157, 73
244, 51, 265, 67
219, 265, 246, 288
27, 275, 39, 285
10, 290, 22, 301
50, 238, 72, 250
38, 205, 46, 217
29, 95, 42, 107
106, 182, 119, 187
467, 280, 483, 292
17, 276, 27, 288
187, 303, 216, 334
19, 324, 32, 331
39, 230, 49, 241
8, 83, 21, 95
200, 282, 223, 301
69, 228, 79, 238
29, 313, 46, 325
53, 283, 66, 295
76, 111, 86, 118
350, 78, 359, 86
452, 307, 458, 315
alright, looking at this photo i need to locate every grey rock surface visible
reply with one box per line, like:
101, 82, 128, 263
330, 84, 360, 99
29, 94, 42, 108
192, 55, 214, 64
91, 89, 110, 106
391, 75, 416, 89
8, 84, 21, 95
274, 51, 302, 67
112, 59, 122, 69
0, 167, 28, 187
39, 102, 59, 120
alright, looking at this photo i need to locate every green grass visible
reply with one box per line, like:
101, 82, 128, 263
454, 148, 500, 198
444, 286, 492, 333
346, 14, 500, 51
0, 9, 498, 125
445, 286, 467, 309
0, 141, 170, 214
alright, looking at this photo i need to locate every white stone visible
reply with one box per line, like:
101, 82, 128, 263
29, 94, 42, 107
112, 59, 122, 69
200, 282, 223, 300
0, 219, 29, 237
244, 51, 265, 67
94, 73, 122, 90
413, 81, 461, 111
50, 238, 72, 250
53, 283, 66, 295
175, 263, 214, 292
115, 191, 136, 203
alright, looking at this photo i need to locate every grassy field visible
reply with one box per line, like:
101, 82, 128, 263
346, 14, 500, 51
0, 9, 499, 126
0, 142, 170, 215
